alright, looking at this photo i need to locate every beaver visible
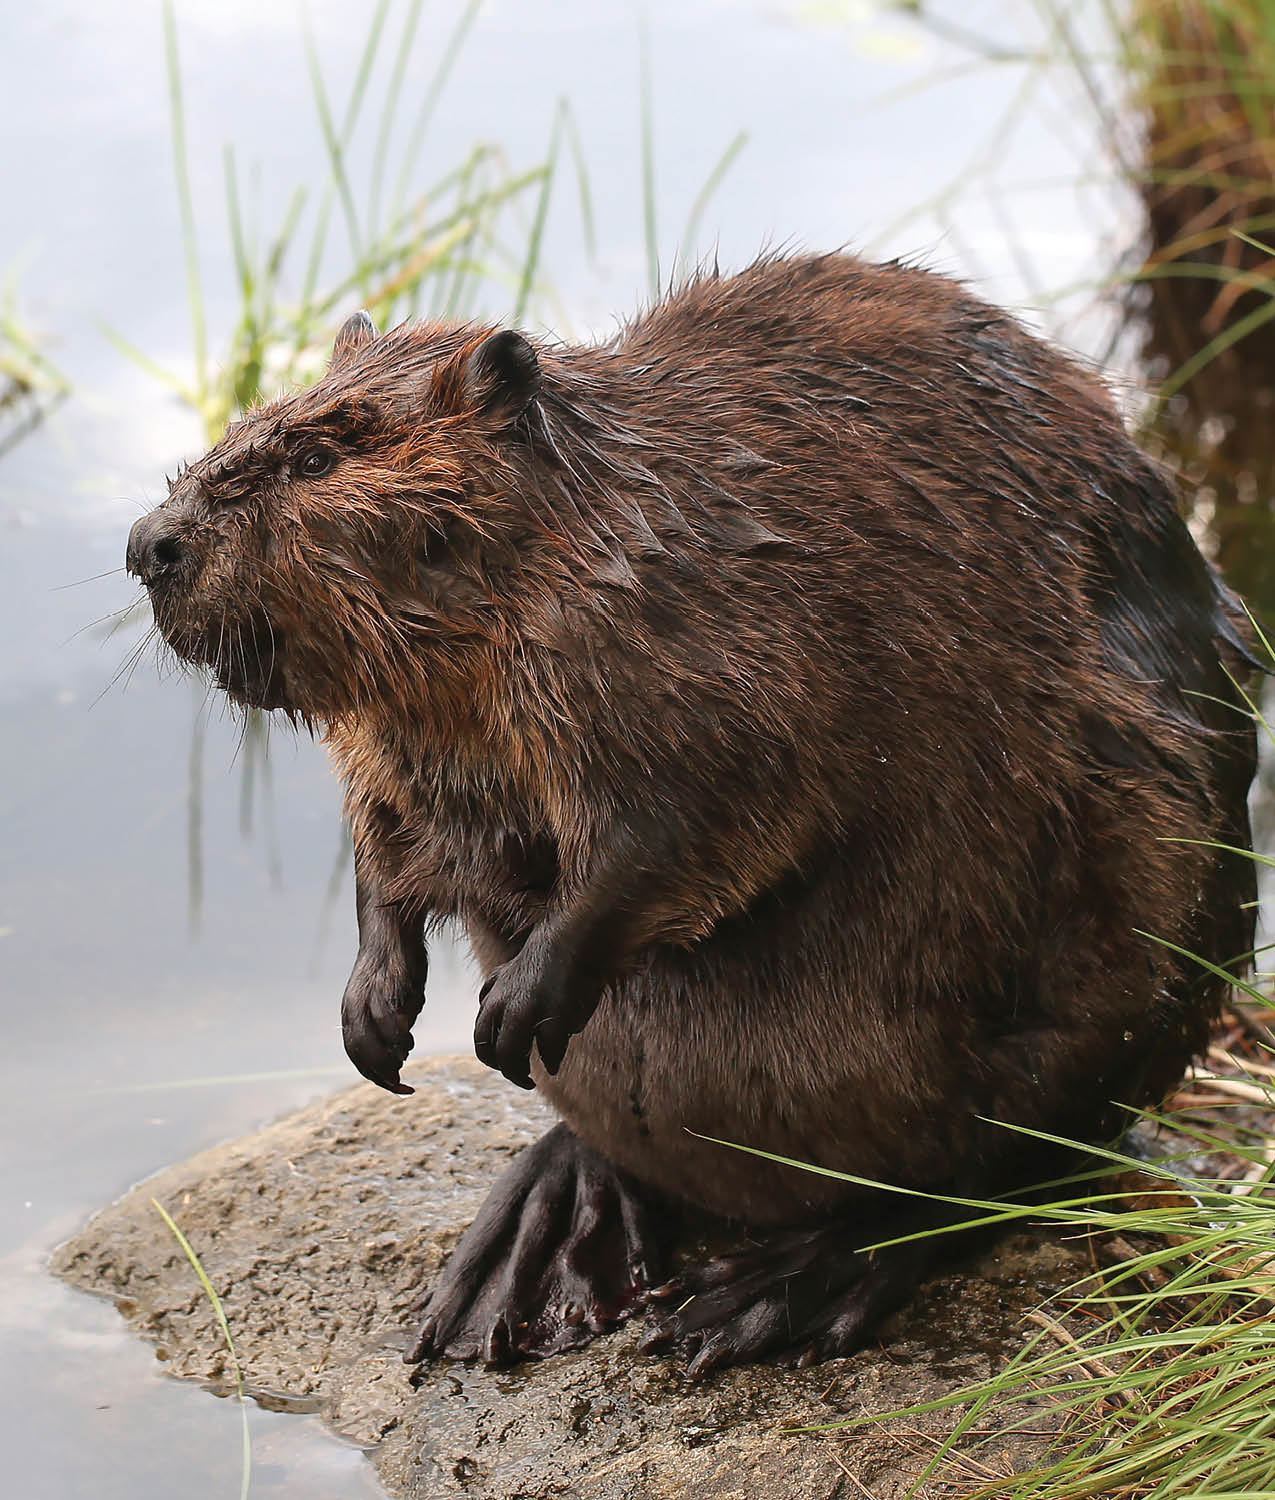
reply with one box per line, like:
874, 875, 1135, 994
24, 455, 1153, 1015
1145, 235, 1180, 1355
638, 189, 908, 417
126, 253, 1257, 1376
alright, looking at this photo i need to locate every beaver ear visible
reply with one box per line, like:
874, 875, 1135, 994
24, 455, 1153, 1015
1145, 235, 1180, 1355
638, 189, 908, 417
441, 329, 541, 426
330, 310, 378, 372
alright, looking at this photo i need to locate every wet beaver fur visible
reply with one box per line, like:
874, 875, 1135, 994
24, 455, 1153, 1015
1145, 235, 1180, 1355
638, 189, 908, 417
127, 253, 1257, 1376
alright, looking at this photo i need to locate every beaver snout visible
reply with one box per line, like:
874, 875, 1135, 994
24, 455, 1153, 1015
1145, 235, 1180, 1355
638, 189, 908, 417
126, 510, 188, 589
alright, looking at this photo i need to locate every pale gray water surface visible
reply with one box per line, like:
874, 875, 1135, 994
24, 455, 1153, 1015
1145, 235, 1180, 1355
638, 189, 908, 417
0, 2, 1118, 1494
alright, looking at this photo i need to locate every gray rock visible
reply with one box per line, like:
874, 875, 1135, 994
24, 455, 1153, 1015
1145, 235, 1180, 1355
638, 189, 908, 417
53, 1057, 1071, 1498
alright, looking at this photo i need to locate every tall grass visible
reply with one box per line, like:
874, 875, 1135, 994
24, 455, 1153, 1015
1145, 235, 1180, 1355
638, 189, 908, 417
109, 0, 580, 447
723, 1037, 1275, 1498
1122, 1, 1275, 396
831, 1105, 1275, 1500
122, 0, 747, 928
118, 2, 748, 449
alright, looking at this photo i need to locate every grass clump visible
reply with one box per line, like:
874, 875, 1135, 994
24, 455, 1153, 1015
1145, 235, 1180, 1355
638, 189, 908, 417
119, 0, 747, 927
841, 1074, 1275, 1500
123, 0, 747, 446
118, 0, 590, 447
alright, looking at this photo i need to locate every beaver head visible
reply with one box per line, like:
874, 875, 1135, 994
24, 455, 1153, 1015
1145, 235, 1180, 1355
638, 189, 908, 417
126, 311, 545, 724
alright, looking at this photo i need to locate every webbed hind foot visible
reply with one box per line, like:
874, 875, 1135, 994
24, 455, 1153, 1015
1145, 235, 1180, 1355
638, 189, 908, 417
640, 1218, 932, 1378
405, 1123, 666, 1366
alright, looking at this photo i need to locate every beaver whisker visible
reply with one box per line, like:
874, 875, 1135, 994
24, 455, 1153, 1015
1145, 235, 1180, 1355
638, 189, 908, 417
62, 599, 144, 648
231, 620, 246, 703
261, 609, 278, 681
246, 613, 265, 692
213, 609, 228, 685
54, 566, 128, 591
105, 598, 155, 649
95, 623, 159, 709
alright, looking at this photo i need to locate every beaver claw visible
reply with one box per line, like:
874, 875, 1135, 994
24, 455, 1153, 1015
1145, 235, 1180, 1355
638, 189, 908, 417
341, 954, 424, 1096
473, 945, 602, 1089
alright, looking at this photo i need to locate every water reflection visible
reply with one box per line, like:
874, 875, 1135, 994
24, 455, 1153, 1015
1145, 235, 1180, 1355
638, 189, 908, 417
0, 386, 65, 463
0, 283, 69, 460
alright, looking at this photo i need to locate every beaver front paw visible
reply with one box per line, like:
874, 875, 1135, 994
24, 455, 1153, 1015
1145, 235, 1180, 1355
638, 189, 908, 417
473, 944, 603, 1090
341, 953, 424, 1096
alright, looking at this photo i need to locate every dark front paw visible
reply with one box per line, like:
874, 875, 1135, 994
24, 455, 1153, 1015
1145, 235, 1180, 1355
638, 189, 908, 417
473, 947, 602, 1090
342, 957, 424, 1096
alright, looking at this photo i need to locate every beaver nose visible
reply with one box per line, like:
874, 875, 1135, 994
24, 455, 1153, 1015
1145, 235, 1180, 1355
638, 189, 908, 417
127, 511, 187, 586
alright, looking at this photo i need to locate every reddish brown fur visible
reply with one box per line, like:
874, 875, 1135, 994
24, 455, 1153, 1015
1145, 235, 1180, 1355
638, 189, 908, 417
129, 253, 1255, 1240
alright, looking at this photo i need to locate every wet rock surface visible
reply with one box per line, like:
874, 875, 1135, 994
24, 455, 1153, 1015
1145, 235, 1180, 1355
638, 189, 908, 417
53, 1058, 1073, 1498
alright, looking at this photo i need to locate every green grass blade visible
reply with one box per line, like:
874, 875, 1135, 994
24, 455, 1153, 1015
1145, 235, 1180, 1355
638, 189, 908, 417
392, 0, 484, 216
558, 100, 597, 262
638, 17, 660, 302
152, 1199, 252, 1500
1155, 293, 1275, 405
1135, 928, 1273, 1006
81, 1065, 351, 1096
1160, 836, 1275, 870
338, 0, 391, 145
162, 0, 206, 392
296, 0, 394, 317
368, 0, 426, 234
677, 128, 748, 276
96, 319, 194, 399
513, 108, 562, 323
303, 8, 364, 270
223, 147, 256, 310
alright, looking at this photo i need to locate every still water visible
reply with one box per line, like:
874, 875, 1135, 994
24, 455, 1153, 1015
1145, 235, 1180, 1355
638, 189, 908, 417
1, 1, 1131, 1494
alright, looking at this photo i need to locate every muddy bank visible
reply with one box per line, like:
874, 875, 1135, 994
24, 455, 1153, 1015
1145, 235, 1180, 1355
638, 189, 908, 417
53, 1058, 1075, 1498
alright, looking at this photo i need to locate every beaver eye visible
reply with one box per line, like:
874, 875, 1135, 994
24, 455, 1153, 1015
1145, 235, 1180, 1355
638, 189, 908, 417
297, 448, 334, 478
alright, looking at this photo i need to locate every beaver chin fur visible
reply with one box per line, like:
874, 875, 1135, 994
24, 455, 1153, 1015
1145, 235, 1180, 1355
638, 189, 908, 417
212, 654, 290, 713
208, 622, 290, 712
150, 598, 293, 713
125, 251, 1258, 1378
